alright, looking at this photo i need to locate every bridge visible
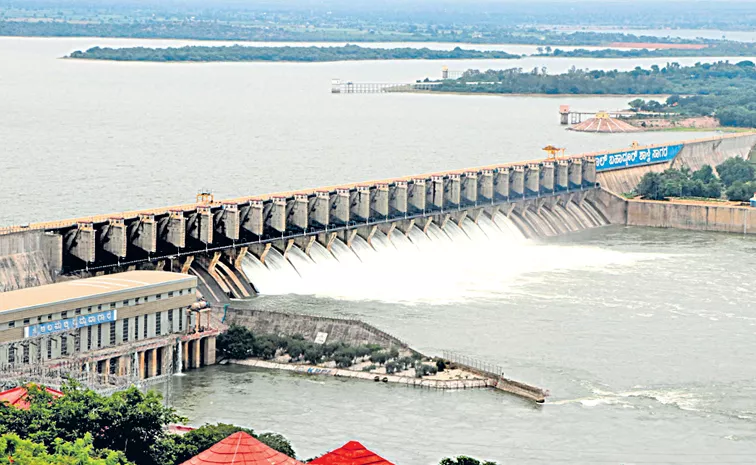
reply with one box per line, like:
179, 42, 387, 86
331, 79, 441, 94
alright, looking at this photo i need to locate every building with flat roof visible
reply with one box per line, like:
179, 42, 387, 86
0, 270, 217, 388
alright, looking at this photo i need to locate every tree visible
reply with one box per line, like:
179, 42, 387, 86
716, 158, 755, 187
217, 325, 255, 360
725, 181, 755, 201
0, 433, 132, 465
692, 164, 716, 184
628, 98, 645, 111
440, 456, 498, 465
636, 172, 664, 200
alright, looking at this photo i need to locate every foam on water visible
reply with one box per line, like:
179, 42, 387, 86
240, 211, 664, 304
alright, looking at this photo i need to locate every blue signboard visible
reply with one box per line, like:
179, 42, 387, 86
24, 309, 117, 338
595, 144, 683, 172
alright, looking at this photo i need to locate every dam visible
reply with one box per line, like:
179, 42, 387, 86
1, 133, 755, 302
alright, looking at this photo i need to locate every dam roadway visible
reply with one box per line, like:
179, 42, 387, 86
1, 133, 755, 301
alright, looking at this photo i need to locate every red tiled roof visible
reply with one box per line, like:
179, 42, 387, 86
309, 441, 395, 465
0, 386, 64, 410
179, 431, 304, 465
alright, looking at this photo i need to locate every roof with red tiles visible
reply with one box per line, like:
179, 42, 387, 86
309, 441, 395, 465
0, 385, 64, 410
179, 431, 304, 465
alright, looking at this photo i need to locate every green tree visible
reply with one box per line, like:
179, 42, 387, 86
440, 456, 498, 465
692, 164, 716, 184
716, 158, 755, 187
0, 433, 132, 465
636, 172, 664, 200
217, 325, 255, 360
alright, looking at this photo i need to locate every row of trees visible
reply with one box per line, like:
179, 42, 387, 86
538, 42, 756, 58
68, 45, 519, 62
0, 383, 295, 465
438, 61, 756, 127
217, 325, 444, 377
636, 158, 756, 201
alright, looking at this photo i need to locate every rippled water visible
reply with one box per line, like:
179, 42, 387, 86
161, 227, 756, 464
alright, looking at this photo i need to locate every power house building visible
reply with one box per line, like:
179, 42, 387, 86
0, 270, 217, 381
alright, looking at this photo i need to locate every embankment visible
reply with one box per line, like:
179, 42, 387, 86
224, 307, 415, 353
597, 133, 756, 195
626, 199, 756, 234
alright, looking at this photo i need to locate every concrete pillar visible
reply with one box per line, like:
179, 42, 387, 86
264, 197, 287, 233
582, 157, 597, 187
569, 159, 583, 189
218, 203, 240, 240
193, 339, 201, 368
240, 200, 264, 236
41, 232, 63, 276
309, 192, 330, 228
205, 337, 216, 365
102, 219, 127, 258
478, 170, 494, 201
370, 184, 389, 219
462, 172, 478, 205
408, 179, 426, 213
495, 168, 510, 200
138, 351, 145, 380
103, 358, 111, 383
389, 181, 408, 216
330, 189, 350, 225
182, 339, 190, 369
188, 206, 213, 244
427, 176, 445, 210
525, 164, 540, 196
65, 222, 96, 263
164, 211, 186, 248
149, 349, 157, 378
511, 167, 525, 198
130, 214, 157, 253
540, 162, 555, 194
287, 194, 309, 231
444, 174, 461, 207
556, 160, 569, 191
350, 186, 370, 222
120, 355, 130, 376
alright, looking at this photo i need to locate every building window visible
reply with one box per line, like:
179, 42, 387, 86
48, 314, 53, 321
23, 319, 29, 325
135, 316, 140, 340
168, 310, 173, 331
136, 297, 140, 304
8, 321, 15, 328
47, 339, 52, 359
168, 291, 174, 297
123, 300, 128, 306
110, 323, 116, 345
144, 316, 148, 338
87, 326, 92, 350
156, 294, 162, 301
97, 325, 102, 348
22, 345, 29, 364
123, 318, 129, 342
75, 331, 81, 352
75, 308, 81, 315
179, 310, 184, 331
8, 346, 15, 364
156, 312, 162, 335
61, 311, 67, 318
98, 305, 102, 310
110, 303, 116, 309
61, 336, 68, 356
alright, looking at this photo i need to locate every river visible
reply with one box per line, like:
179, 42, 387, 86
3, 36, 756, 464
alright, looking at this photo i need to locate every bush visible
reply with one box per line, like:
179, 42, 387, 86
334, 355, 353, 368
716, 158, 755, 187
304, 347, 323, 365
361, 364, 377, 372
369, 352, 389, 365
365, 344, 383, 353
385, 361, 400, 374
436, 360, 446, 372
397, 356, 414, 370
726, 181, 756, 201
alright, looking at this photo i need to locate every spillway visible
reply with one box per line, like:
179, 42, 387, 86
240, 200, 609, 303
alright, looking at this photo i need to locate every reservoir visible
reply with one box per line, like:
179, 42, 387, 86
2, 37, 755, 464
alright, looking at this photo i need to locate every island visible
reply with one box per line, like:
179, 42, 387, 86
66, 44, 520, 62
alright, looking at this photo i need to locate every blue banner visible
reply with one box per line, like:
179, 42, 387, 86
24, 309, 117, 338
595, 144, 683, 172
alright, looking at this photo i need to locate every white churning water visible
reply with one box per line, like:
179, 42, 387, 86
239, 202, 655, 304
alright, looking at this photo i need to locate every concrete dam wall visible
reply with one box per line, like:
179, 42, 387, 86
596, 133, 756, 195
626, 200, 756, 234
0, 231, 53, 292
